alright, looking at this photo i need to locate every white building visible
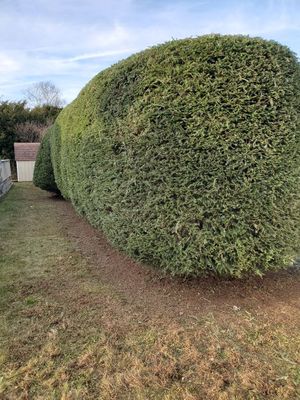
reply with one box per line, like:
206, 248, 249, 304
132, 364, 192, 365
14, 143, 40, 181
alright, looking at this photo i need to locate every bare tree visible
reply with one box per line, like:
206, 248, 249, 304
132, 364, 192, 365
24, 81, 65, 108
14, 121, 50, 142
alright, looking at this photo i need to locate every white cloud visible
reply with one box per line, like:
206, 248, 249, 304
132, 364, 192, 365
88, 24, 132, 48
0, 0, 299, 103
66, 48, 135, 62
0, 53, 20, 74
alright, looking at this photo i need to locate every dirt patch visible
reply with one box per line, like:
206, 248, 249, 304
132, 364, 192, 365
53, 193, 300, 326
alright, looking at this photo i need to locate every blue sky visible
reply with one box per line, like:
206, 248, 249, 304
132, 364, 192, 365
1, 0, 299, 104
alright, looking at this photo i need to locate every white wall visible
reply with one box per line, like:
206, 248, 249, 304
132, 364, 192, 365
0, 160, 11, 181
17, 161, 35, 182
0, 160, 12, 196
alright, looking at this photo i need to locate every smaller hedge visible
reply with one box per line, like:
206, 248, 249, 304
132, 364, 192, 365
33, 128, 58, 193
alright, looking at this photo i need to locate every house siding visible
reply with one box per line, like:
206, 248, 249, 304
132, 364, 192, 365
16, 161, 36, 182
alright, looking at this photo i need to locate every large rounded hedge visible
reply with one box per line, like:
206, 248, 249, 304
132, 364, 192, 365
40, 35, 300, 277
33, 128, 58, 193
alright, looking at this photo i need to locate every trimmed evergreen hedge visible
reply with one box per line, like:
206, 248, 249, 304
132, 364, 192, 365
39, 35, 300, 277
33, 128, 58, 193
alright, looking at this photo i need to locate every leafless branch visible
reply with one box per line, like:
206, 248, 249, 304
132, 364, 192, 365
23, 81, 65, 108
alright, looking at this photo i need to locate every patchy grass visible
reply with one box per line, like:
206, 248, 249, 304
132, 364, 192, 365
0, 183, 299, 399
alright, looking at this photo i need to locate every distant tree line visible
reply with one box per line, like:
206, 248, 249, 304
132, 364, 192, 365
0, 81, 63, 160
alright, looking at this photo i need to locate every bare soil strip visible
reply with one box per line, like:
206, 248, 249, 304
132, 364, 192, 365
57, 187, 300, 326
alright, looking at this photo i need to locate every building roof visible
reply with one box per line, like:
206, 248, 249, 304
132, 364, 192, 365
14, 143, 40, 161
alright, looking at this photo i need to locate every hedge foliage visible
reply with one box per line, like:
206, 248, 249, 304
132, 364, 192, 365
33, 128, 58, 193
39, 35, 300, 277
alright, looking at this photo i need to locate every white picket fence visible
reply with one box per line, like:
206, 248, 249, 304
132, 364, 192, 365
0, 160, 12, 197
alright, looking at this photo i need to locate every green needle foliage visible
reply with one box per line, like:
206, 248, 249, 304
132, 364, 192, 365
33, 128, 58, 193
37, 35, 300, 277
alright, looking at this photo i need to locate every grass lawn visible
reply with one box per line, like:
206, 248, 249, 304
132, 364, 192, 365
0, 183, 299, 399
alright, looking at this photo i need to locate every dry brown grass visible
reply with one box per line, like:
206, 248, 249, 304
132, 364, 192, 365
0, 184, 299, 399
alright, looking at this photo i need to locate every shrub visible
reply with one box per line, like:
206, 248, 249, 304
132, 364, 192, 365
33, 128, 58, 193
49, 35, 300, 277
